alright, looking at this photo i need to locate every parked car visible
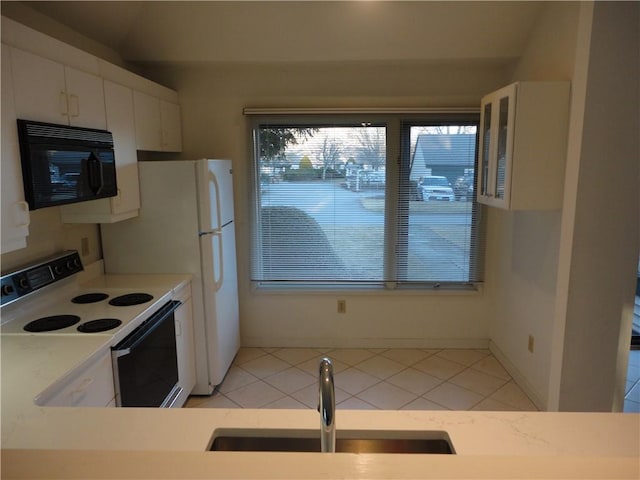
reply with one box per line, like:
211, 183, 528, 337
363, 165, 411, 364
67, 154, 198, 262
419, 176, 455, 202
345, 170, 385, 191
454, 174, 474, 201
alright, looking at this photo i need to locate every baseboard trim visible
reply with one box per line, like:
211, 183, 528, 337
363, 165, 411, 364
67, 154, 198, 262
241, 336, 490, 350
489, 340, 547, 411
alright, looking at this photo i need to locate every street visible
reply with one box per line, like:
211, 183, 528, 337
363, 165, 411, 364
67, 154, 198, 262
259, 181, 475, 282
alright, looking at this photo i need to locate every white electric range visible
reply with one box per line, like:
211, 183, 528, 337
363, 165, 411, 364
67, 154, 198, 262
0, 251, 174, 342
1, 251, 193, 408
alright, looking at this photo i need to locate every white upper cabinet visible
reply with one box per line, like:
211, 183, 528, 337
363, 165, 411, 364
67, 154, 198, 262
60, 80, 141, 223
1, 17, 184, 229
1, 44, 30, 253
63, 67, 107, 129
134, 91, 182, 152
10, 47, 106, 129
160, 99, 183, 152
476, 81, 570, 210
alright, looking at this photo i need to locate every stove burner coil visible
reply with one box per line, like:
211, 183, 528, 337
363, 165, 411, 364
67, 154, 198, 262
77, 318, 122, 333
71, 293, 109, 304
24, 315, 81, 332
108, 293, 153, 307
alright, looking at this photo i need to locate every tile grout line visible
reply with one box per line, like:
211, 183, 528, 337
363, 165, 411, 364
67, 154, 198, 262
195, 348, 538, 411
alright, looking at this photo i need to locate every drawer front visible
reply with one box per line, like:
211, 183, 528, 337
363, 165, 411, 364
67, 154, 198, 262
43, 352, 115, 407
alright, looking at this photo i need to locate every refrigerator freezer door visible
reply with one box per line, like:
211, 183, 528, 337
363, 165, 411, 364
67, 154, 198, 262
197, 159, 235, 232
199, 223, 240, 385
102, 161, 202, 274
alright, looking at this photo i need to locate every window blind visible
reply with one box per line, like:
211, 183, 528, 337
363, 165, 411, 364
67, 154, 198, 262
249, 113, 484, 289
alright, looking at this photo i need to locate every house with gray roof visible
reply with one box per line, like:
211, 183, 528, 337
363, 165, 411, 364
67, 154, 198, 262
410, 133, 476, 185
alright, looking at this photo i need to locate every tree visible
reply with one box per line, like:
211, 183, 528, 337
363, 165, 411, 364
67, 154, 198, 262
317, 136, 342, 179
299, 155, 313, 170
353, 127, 385, 170
259, 128, 317, 161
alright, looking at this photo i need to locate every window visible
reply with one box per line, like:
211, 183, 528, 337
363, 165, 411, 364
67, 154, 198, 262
249, 112, 484, 289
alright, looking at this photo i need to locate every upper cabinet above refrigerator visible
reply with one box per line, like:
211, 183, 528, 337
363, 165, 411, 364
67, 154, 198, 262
476, 81, 570, 210
133, 91, 182, 152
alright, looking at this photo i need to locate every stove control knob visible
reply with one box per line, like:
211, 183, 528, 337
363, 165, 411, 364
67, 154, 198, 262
53, 265, 65, 275
1, 284, 15, 296
66, 258, 81, 270
17, 278, 29, 290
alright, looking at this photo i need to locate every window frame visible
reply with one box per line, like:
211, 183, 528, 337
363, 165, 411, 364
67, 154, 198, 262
248, 111, 484, 292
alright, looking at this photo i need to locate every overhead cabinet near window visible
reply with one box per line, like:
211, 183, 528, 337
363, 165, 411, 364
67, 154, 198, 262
133, 91, 182, 152
10, 47, 106, 130
476, 81, 570, 210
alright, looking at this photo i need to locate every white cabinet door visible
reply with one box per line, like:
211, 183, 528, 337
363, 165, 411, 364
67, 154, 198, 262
477, 83, 516, 209
10, 47, 106, 129
160, 100, 182, 152
134, 91, 183, 152
64, 66, 106, 129
60, 80, 140, 223
38, 351, 115, 407
476, 81, 570, 210
104, 81, 140, 217
1, 44, 30, 253
133, 90, 162, 151
10, 47, 68, 124
175, 296, 196, 400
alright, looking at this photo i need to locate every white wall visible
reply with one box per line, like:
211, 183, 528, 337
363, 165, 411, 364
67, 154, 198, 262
548, 1, 639, 412
488, 1, 640, 412
147, 60, 510, 348
0, 209, 102, 272
487, 2, 580, 409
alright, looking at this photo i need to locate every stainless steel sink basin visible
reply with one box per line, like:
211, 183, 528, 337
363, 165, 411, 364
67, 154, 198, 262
210, 430, 454, 454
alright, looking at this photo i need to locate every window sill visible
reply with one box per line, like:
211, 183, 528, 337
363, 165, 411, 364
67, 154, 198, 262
250, 282, 483, 296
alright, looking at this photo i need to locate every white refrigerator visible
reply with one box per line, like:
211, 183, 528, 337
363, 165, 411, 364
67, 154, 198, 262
101, 159, 240, 395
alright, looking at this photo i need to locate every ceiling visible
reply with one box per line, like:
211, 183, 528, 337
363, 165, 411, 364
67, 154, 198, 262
5, 1, 545, 65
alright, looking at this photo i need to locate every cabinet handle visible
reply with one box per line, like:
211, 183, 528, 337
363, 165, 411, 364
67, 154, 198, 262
175, 318, 182, 337
60, 91, 69, 116
68, 94, 80, 117
16, 201, 30, 227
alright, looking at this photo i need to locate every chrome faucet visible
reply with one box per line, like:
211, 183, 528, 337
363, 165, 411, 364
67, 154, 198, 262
318, 357, 336, 453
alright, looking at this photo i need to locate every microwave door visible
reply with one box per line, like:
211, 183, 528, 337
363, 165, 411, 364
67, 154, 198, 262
16, 119, 118, 210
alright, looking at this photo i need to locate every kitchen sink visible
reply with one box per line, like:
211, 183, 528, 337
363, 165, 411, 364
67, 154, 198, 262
210, 429, 454, 454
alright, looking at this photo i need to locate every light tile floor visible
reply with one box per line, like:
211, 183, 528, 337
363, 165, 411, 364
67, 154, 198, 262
186, 348, 538, 411
624, 349, 640, 412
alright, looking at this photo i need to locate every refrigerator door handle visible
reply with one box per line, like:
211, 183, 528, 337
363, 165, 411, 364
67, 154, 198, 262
209, 170, 223, 230
213, 230, 224, 291
199, 228, 221, 237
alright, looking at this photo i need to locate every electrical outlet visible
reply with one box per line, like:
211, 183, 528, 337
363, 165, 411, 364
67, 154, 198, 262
337, 300, 346, 314
528, 335, 535, 353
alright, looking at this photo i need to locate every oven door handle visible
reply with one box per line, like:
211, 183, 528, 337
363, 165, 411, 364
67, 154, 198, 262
113, 348, 131, 358
111, 300, 181, 354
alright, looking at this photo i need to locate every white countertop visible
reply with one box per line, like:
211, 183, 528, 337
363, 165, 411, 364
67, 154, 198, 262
1, 273, 639, 479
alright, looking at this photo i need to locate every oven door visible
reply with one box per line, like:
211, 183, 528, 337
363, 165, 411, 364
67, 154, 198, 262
111, 300, 182, 407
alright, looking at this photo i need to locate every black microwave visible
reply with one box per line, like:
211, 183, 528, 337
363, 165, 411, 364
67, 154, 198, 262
17, 119, 118, 210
